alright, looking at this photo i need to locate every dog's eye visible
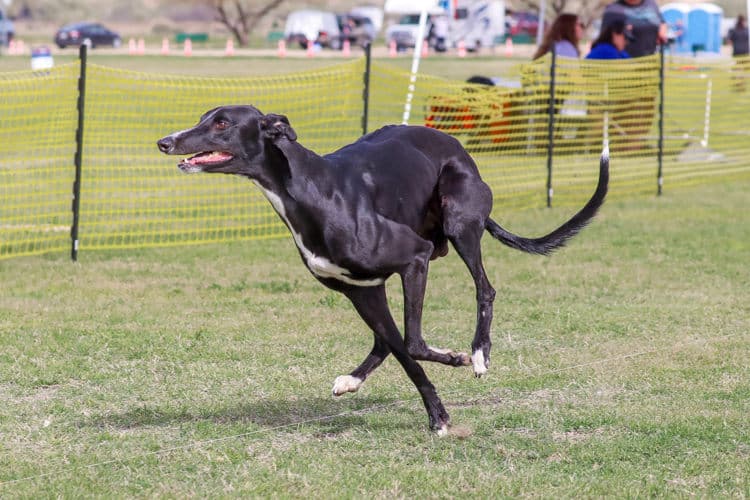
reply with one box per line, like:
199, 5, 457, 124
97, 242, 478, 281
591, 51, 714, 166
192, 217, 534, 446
214, 120, 230, 131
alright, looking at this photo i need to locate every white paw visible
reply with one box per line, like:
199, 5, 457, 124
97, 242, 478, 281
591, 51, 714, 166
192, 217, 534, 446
472, 350, 488, 377
332, 375, 363, 396
436, 425, 449, 437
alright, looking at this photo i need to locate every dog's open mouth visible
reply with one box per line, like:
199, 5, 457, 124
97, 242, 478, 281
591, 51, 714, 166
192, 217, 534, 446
179, 151, 234, 172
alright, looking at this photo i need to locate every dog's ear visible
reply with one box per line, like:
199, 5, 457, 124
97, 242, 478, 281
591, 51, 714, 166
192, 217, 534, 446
260, 113, 297, 142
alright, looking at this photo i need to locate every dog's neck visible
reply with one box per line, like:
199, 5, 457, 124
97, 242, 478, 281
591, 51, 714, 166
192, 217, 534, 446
250, 139, 325, 198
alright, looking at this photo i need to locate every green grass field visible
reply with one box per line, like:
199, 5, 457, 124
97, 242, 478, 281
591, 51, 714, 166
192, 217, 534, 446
1, 177, 748, 497
0, 51, 526, 80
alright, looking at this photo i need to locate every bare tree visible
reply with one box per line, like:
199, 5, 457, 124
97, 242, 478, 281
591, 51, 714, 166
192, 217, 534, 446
211, 0, 285, 47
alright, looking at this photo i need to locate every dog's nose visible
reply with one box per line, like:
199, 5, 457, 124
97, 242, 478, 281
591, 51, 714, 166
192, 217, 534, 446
157, 136, 174, 154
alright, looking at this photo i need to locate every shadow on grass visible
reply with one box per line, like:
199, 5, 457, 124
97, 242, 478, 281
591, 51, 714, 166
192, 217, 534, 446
77, 394, 420, 434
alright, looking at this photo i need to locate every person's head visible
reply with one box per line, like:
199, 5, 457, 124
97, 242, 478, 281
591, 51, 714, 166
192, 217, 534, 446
737, 14, 746, 28
592, 18, 632, 51
532, 13, 584, 59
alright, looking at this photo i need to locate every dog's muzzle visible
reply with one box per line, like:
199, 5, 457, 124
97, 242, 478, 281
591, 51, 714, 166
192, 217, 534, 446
157, 136, 176, 154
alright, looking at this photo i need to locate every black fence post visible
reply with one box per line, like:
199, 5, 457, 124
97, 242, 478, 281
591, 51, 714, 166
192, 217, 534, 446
70, 44, 87, 261
362, 43, 372, 137
657, 43, 665, 196
546, 50, 557, 208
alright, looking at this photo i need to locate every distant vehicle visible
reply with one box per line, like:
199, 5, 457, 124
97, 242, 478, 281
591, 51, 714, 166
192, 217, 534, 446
338, 13, 377, 47
284, 9, 342, 50
452, 0, 505, 51
349, 5, 384, 33
0, 8, 14, 47
385, 13, 436, 51
507, 11, 539, 38
384, 0, 505, 51
54, 22, 121, 49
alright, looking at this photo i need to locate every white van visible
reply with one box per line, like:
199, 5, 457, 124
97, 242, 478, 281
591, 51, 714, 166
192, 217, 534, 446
452, 0, 505, 51
284, 9, 342, 50
384, 0, 505, 51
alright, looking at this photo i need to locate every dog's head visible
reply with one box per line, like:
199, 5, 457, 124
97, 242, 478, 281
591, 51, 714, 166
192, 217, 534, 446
157, 105, 297, 175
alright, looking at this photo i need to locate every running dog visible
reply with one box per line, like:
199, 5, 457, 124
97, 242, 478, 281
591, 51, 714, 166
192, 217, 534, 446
157, 105, 609, 434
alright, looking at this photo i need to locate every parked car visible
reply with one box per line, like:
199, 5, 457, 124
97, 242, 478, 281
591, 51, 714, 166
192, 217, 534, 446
284, 9, 342, 50
507, 11, 539, 38
0, 8, 14, 47
338, 13, 377, 47
54, 22, 122, 49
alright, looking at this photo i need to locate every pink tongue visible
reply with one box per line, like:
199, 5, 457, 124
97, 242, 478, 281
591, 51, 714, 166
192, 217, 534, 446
191, 152, 232, 164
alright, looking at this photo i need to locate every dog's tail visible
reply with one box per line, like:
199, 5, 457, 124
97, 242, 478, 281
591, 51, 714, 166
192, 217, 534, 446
485, 149, 609, 256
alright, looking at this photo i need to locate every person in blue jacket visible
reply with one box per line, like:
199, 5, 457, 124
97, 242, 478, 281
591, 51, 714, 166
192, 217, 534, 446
586, 18, 632, 59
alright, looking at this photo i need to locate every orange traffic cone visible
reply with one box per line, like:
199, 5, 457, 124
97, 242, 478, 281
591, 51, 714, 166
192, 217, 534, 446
225, 38, 235, 56
277, 39, 287, 58
342, 39, 351, 56
421, 39, 429, 57
184, 38, 192, 57
161, 37, 170, 55
137, 38, 145, 55
306, 39, 314, 57
504, 36, 513, 56
389, 39, 397, 57
457, 40, 466, 57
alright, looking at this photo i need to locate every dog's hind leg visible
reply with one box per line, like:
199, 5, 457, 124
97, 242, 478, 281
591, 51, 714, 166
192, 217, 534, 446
401, 242, 472, 367
449, 231, 496, 377
441, 179, 496, 377
344, 285, 450, 434
332, 334, 390, 396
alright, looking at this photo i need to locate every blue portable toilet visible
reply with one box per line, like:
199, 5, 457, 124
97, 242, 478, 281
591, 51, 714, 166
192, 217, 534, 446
661, 2, 691, 53
686, 2, 723, 53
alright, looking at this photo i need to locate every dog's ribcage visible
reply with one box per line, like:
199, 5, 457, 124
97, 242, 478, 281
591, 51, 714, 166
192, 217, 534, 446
252, 181, 385, 287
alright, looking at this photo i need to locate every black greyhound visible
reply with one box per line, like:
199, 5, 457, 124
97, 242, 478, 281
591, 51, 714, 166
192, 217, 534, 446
157, 105, 609, 434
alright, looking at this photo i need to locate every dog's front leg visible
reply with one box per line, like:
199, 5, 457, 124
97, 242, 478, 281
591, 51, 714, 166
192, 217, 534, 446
343, 285, 450, 434
401, 243, 471, 368
332, 334, 390, 396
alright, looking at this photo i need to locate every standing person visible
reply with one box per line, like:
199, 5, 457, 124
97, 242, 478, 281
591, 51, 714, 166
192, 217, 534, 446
586, 18, 631, 59
728, 15, 749, 56
532, 13, 584, 60
430, 14, 449, 53
728, 15, 749, 91
600, 0, 667, 57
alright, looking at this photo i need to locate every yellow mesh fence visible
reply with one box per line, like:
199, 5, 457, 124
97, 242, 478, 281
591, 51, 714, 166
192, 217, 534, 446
78, 60, 366, 252
0, 64, 80, 258
2, 54, 749, 260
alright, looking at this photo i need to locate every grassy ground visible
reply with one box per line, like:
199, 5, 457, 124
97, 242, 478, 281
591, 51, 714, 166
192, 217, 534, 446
1, 177, 748, 497
0, 51, 527, 80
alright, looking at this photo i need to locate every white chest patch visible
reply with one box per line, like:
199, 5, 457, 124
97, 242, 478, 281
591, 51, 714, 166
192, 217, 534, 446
253, 181, 384, 287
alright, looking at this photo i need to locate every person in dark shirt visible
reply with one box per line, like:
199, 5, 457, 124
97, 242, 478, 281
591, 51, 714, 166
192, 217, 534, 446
586, 19, 631, 59
600, 0, 667, 57
728, 15, 750, 92
728, 15, 749, 56
596, 5, 664, 153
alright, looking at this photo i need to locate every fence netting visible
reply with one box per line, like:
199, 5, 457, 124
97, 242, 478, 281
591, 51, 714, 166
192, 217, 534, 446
1, 53, 749, 260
